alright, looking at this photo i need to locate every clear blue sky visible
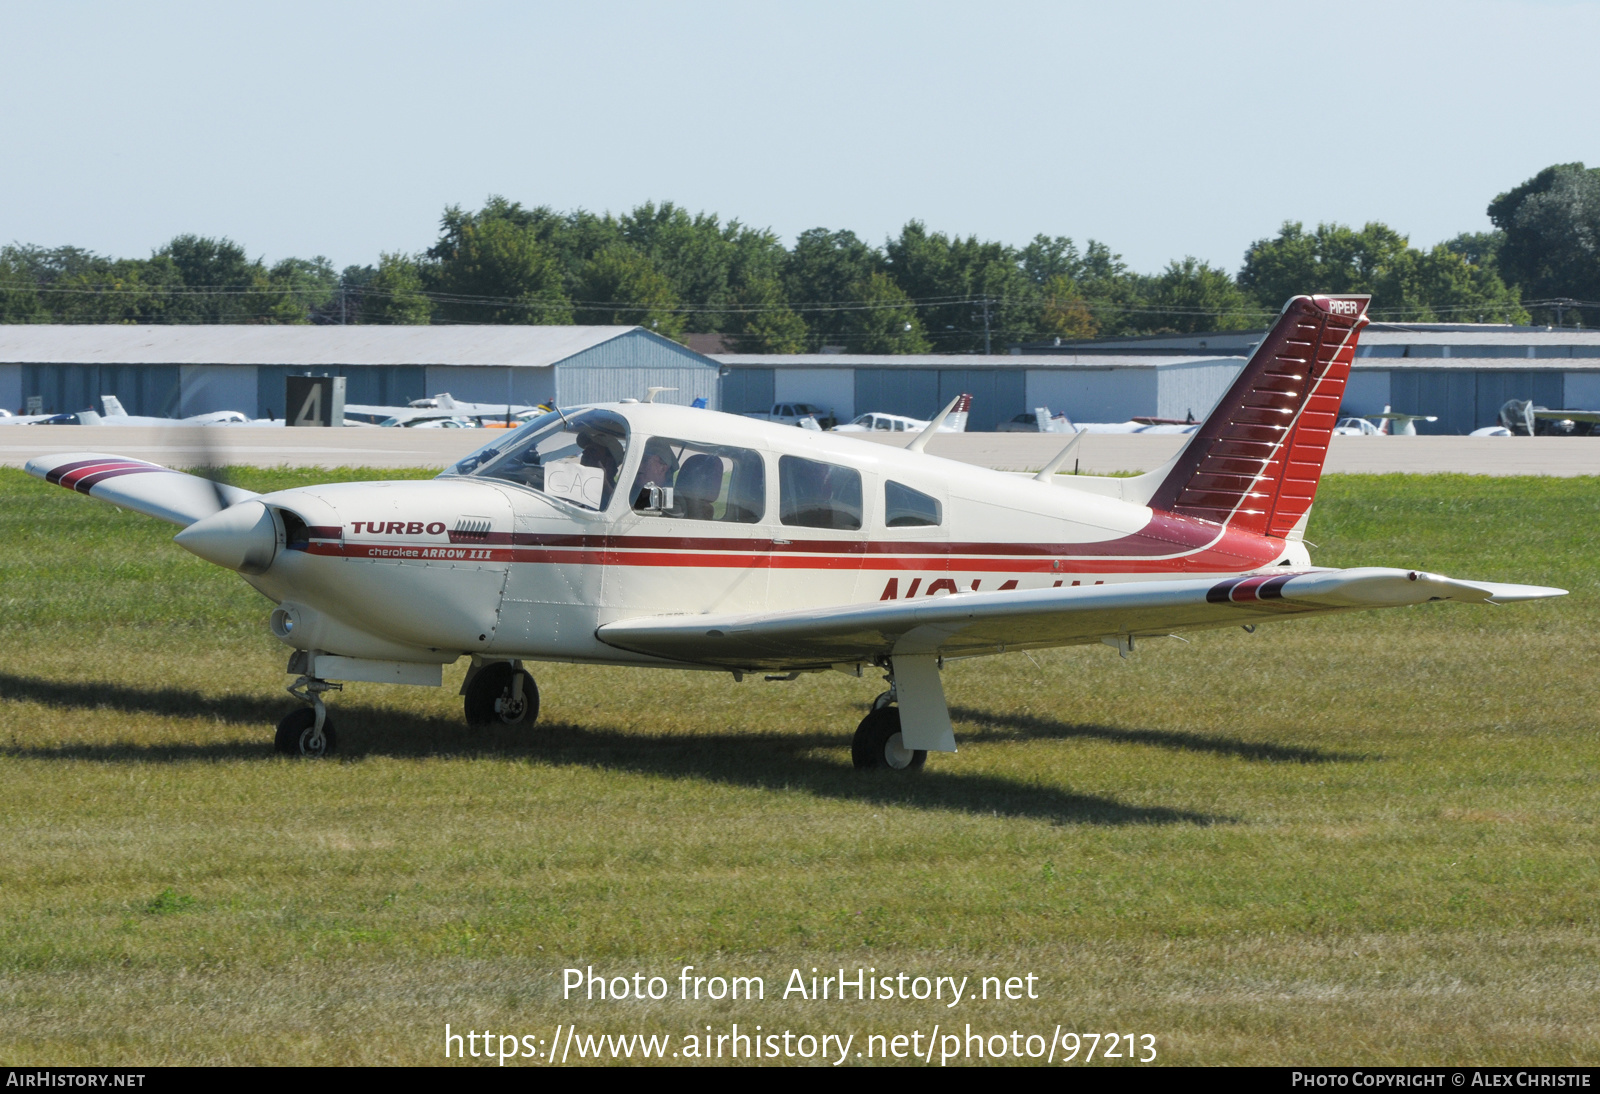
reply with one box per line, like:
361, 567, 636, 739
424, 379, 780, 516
1, 0, 1594, 275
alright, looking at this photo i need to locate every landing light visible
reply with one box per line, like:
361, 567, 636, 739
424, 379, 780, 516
270, 606, 298, 638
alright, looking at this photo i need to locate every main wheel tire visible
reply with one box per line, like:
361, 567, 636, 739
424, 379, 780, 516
464, 663, 540, 728
851, 706, 926, 771
274, 707, 337, 757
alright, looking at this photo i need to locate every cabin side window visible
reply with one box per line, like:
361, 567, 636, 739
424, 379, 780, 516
778, 456, 862, 530
884, 480, 941, 527
630, 437, 765, 523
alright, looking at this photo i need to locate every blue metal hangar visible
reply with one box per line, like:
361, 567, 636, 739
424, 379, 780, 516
5, 321, 1600, 435
0, 325, 719, 419
1017, 324, 1600, 435
713, 352, 1244, 432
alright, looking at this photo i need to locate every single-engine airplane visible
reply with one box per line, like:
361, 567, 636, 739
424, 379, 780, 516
26, 296, 1565, 769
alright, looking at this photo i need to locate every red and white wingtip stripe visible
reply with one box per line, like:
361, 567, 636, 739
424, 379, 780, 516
25, 451, 259, 527
30, 453, 170, 494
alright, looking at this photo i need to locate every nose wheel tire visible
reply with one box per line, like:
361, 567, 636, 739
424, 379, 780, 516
464, 663, 541, 728
275, 707, 337, 757
852, 706, 925, 771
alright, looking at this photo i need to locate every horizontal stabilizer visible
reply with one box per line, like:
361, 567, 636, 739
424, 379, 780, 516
597, 567, 1566, 671
25, 452, 258, 527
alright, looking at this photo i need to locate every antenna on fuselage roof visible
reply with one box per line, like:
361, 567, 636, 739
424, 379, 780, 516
1033, 428, 1086, 482
645, 387, 677, 403
906, 393, 970, 454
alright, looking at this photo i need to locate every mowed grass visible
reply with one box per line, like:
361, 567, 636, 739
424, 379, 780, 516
0, 467, 1597, 1066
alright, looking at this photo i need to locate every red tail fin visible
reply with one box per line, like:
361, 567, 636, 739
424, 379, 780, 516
1145, 295, 1369, 539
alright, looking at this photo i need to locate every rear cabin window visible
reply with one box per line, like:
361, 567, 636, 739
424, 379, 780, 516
630, 437, 765, 523
779, 455, 863, 530
884, 481, 941, 527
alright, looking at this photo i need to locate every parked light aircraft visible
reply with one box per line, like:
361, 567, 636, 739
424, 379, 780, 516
1335, 406, 1440, 436
834, 396, 971, 435
1370, 406, 1438, 436
5, 395, 256, 427
1333, 416, 1381, 436
1000, 408, 1198, 435
27, 296, 1564, 768
344, 393, 538, 428
1495, 399, 1600, 437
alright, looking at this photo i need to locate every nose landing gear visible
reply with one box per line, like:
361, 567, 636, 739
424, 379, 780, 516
278, 673, 340, 757
463, 660, 540, 728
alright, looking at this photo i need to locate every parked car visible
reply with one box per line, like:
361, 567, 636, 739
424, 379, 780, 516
741, 403, 837, 430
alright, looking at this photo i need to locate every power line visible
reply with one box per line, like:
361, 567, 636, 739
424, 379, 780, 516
0, 278, 1555, 326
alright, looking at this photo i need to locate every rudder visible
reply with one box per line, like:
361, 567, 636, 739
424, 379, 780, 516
1144, 294, 1369, 539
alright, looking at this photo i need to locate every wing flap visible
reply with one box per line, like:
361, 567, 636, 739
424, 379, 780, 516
596, 567, 1566, 670
25, 452, 258, 527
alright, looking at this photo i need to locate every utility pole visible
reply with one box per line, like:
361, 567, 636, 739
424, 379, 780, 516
1550, 297, 1581, 329
979, 295, 993, 355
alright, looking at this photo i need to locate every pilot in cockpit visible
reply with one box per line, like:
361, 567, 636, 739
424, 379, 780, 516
577, 429, 622, 510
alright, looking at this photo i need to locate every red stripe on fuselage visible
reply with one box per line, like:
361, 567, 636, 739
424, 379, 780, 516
484, 510, 1233, 559
317, 524, 1284, 574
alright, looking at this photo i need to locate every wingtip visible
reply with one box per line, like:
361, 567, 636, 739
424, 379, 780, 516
1483, 584, 1568, 604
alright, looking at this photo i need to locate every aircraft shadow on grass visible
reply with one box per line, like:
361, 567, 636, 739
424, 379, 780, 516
947, 706, 1373, 765
0, 669, 1367, 826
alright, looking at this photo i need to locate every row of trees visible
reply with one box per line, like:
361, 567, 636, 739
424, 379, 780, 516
0, 236, 344, 326
3, 163, 1595, 349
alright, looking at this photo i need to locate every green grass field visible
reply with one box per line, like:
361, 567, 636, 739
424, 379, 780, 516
1, 467, 1596, 1066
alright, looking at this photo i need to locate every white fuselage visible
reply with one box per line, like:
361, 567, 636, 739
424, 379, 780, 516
244, 405, 1300, 668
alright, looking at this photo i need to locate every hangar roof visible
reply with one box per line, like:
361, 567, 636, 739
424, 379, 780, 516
712, 353, 1237, 369
0, 324, 688, 367
1019, 325, 1600, 358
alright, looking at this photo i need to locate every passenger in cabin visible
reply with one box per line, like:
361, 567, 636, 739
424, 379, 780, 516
631, 440, 679, 510
674, 454, 723, 520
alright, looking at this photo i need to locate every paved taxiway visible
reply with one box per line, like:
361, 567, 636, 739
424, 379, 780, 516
2, 425, 1598, 475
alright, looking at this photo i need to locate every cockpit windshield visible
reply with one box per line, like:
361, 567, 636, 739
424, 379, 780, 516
440, 408, 629, 512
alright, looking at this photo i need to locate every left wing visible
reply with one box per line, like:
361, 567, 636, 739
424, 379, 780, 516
597, 567, 1565, 671
26, 452, 257, 527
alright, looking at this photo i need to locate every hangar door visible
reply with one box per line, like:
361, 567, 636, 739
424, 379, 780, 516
853, 369, 1024, 431
1389, 370, 1563, 434
23, 364, 179, 417
720, 368, 774, 415
937, 369, 1025, 432
1472, 371, 1564, 431
854, 369, 940, 423
256, 366, 426, 419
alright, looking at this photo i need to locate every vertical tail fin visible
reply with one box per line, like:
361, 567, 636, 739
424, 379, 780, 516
945, 392, 972, 433
1140, 294, 1369, 539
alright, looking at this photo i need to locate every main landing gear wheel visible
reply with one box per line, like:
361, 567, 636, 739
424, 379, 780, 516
464, 663, 540, 728
852, 706, 925, 772
275, 707, 337, 757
